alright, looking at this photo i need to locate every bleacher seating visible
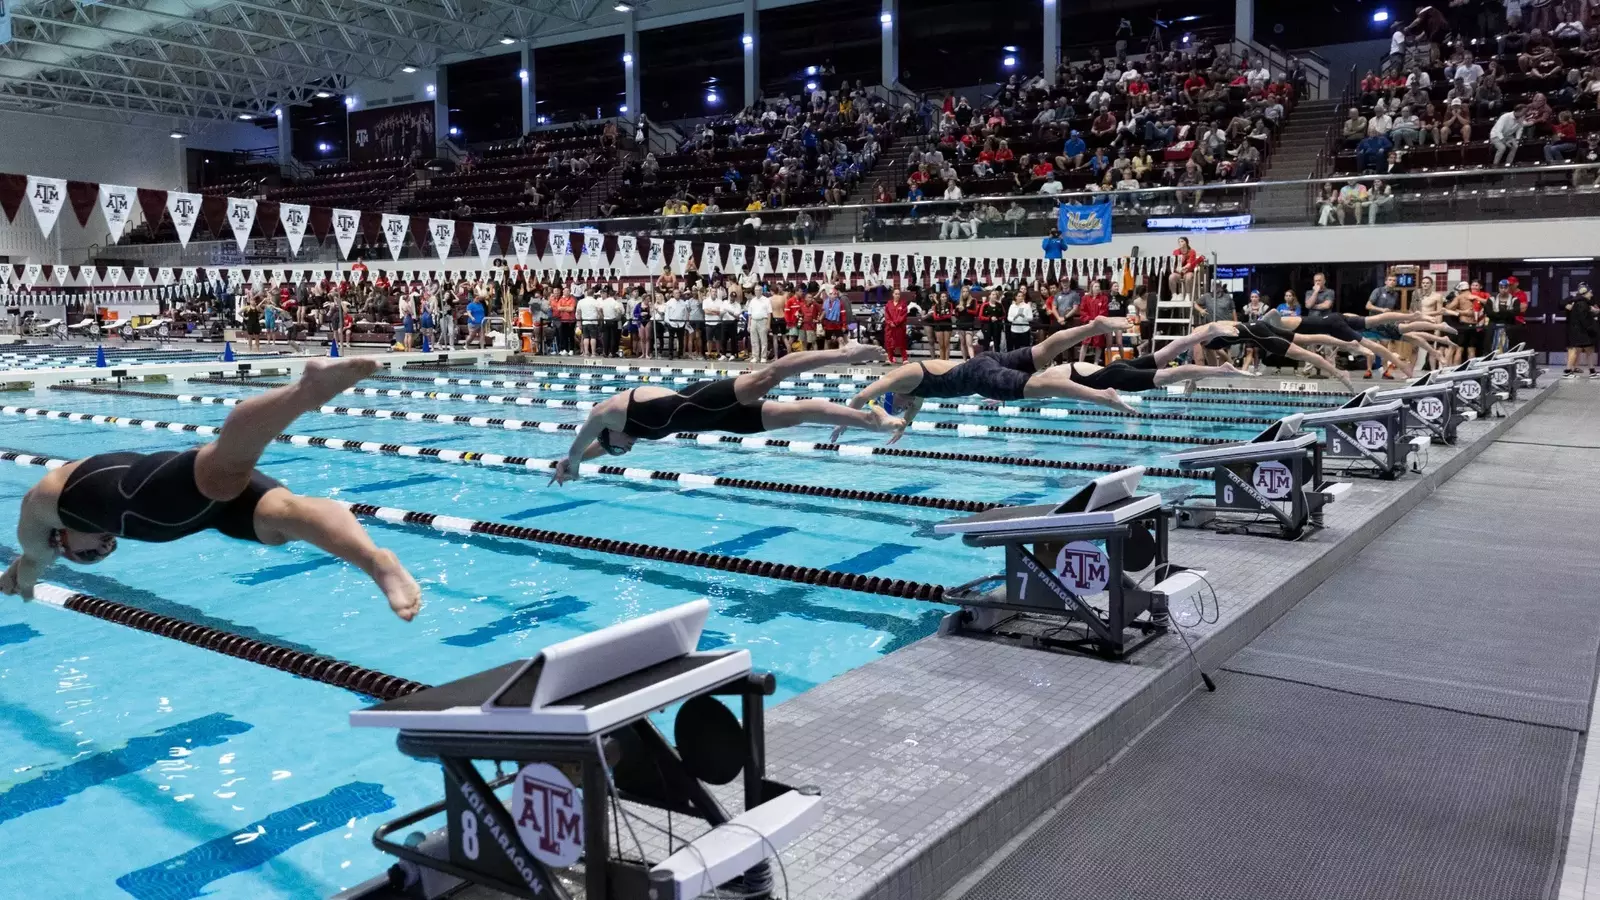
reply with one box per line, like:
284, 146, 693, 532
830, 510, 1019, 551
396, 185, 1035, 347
266, 157, 413, 210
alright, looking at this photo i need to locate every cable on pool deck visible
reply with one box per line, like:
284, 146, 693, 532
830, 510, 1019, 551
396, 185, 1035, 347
0, 409, 1007, 512
41, 387, 1216, 479
179, 371, 1284, 427
0, 452, 950, 603
406, 361, 1350, 408
73, 383, 1231, 448
24, 582, 429, 701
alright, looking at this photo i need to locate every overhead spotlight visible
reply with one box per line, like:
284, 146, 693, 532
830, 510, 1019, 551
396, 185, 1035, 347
614, 2, 632, 10
345, 96, 357, 109
499, 36, 516, 45
706, 91, 719, 104
401, 65, 418, 74
807, 65, 817, 75
619, 104, 629, 113
880, 12, 892, 24
1003, 45, 1019, 52
519, 69, 529, 82
449, 126, 460, 136
426, 83, 436, 95
318, 142, 331, 152
237, 112, 254, 120
1003, 56, 1016, 68
273, 107, 283, 117
315, 91, 332, 99
805, 80, 817, 91
622, 52, 633, 64
537, 115, 548, 124
170, 131, 187, 139
1372, 9, 1389, 21
1178, 14, 1201, 21
742, 34, 753, 47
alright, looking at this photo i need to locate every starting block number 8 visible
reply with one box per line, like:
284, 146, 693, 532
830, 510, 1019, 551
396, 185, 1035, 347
461, 809, 480, 859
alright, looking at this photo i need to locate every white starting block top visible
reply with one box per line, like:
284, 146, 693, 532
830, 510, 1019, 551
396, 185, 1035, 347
1299, 398, 1403, 428
1427, 365, 1493, 384
1167, 414, 1318, 468
1466, 353, 1520, 372
935, 467, 1160, 536
350, 600, 750, 735
1374, 381, 1455, 402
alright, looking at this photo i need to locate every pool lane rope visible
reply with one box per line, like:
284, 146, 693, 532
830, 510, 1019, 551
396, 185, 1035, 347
26, 583, 429, 701
2, 453, 947, 603
37, 389, 1215, 479
0, 410, 1009, 511
66, 384, 1229, 448
181, 373, 1282, 427
411, 361, 1348, 409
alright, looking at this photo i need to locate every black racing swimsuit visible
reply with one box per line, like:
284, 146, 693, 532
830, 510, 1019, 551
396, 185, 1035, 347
1296, 310, 1364, 344
1069, 354, 1160, 392
1205, 321, 1295, 357
621, 378, 766, 439
908, 346, 1037, 402
56, 450, 282, 543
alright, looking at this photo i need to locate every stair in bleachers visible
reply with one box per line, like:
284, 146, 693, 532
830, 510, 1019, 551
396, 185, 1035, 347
1252, 98, 1344, 225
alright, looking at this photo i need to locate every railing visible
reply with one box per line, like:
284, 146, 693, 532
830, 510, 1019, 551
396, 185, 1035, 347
102, 162, 1600, 267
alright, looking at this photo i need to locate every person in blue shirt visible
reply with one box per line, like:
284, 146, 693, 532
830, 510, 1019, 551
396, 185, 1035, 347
907, 184, 925, 217
1089, 147, 1112, 179
1061, 131, 1088, 170
465, 294, 487, 348
1041, 228, 1066, 259
1355, 133, 1392, 173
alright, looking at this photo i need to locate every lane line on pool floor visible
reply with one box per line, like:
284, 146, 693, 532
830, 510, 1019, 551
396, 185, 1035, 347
403, 360, 1350, 409
40, 388, 1216, 478
182, 373, 1284, 427
4, 455, 948, 602
91, 384, 1229, 448
0, 415, 1009, 512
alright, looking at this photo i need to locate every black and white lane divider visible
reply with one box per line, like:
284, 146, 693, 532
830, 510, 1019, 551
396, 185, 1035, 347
0, 449, 948, 602
56, 385, 1230, 448
35, 390, 1215, 478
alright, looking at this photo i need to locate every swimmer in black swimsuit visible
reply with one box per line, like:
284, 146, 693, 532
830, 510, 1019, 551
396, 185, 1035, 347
549, 342, 904, 484
1202, 320, 1357, 389
830, 319, 1246, 442
1261, 309, 1423, 377
1, 358, 423, 621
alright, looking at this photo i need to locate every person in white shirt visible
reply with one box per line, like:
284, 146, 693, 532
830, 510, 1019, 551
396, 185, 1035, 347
1453, 60, 1484, 88
1246, 63, 1271, 91
718, 292, 743, 360
703, 293, 725, 358
1039, 174, 1064, 195
1005, 291, 1036, 352
943, 182, 963, 200
601, 291, 624, 357
663, 293, 688, 359
746, 290, 773, 362
1367, 110, 1393, 137
576, 291, 603, 357
1491, 107, 1526, 166
941, 207, 977, 239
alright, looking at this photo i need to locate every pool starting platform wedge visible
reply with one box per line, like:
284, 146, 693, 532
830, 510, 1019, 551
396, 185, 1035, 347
1298, 390, 1424, 480
348, 600, 820, 900
1374, 380, 1465, 445
934, 467, 1207, 661
1168, 415, 1350, 540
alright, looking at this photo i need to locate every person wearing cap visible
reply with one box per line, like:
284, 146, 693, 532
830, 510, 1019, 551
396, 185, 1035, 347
1443, 281, 1486, 363
1486, 280, 1521, 354
1562, 283, 1598, 378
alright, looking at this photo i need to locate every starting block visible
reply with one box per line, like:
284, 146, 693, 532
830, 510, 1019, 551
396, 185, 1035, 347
1503, 343, 1540, 388
1374, 380, 1463, 445
1299, 389, 1421, 479
1169, 415, 1349, 539
1466, 350, 1522, 403
934, 467, 1204, 660
1419, 362, 1497, 419
348, 601, 820, 900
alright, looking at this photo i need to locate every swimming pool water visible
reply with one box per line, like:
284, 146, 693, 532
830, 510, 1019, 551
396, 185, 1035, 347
0, 370, 1343, 898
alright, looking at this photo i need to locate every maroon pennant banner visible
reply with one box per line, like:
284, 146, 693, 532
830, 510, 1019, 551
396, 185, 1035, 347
255, 200, 281, 240
199, 195, 228, 240
67, 181, 99, 229
308, 206, 333, 242
0, 174, 26, 223
136, 188, 168, 235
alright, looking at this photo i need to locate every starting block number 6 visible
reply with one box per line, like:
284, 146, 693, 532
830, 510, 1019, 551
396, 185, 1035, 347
1222, 485, 1235, 504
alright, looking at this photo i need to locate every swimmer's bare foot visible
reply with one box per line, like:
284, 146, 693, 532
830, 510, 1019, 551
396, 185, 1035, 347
1334, 369, 1355, 391
1096, 316, 1133, 333
1219, 362, 1256, 377
370, 549, 421, 621
1094, 388, 1138, 415
841, 341, 886, 365
298, 356, 381, 406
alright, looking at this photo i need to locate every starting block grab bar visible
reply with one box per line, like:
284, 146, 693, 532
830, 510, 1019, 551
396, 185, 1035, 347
1168, 414, 1349, 539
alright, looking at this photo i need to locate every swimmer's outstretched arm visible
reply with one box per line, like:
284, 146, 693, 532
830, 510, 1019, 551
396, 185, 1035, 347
551, 397, 627, 486
1282, 343, 1356, 390
830, 363, 921, 443
0, 487, 62, 601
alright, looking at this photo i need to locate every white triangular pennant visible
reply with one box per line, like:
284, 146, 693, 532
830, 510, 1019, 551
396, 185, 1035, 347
704, 243, 724, 275
428, 218, 455, 260
799, 249, 816, 276
582, 231, 603, 266
511, 225, 533, 265
158, 267, 175, 286
549, 229, 570, 269
646, 237, 664, 273
108, 266, 124, 286
280, 203, 310, 256
98, 184, 135, 243
167, 192, 202, 248
617, 234, 638, 275
381, 213, 408, 261
728, 244, 746, 272
25, 176, 67, 238
331, 209, 361, 259
55, 266, 70, 285
133, 267, 150, 286
23, 264, 41, 286
226, 198, 257, 253
473, 223, 496, 266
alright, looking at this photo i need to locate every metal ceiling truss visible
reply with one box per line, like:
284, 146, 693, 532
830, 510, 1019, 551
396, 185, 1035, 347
0, 0, 632, 129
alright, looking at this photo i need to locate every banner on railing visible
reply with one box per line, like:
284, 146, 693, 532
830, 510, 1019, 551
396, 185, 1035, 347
1058, 200, 1113, 246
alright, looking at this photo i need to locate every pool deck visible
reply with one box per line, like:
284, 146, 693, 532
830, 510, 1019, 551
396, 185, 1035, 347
338, 356, 1550, 900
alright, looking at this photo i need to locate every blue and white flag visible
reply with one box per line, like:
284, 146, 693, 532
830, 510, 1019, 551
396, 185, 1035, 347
1057, 200, 1113, 245
0, 1, 12, 47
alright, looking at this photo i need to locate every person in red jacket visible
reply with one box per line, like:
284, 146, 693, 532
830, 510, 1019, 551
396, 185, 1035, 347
800, 290, 823, 351
782, 287, 803, 356
883, 290, 910, 364
1077, 282, 1111, 363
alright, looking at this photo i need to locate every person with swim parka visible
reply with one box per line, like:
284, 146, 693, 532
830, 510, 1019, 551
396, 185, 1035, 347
1, 357, 424, 622
828, 318, 1252, 443
548, 341, 903, 485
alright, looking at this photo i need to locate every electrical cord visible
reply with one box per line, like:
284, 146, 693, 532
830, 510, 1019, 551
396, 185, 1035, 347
1133, 563, 1220, 692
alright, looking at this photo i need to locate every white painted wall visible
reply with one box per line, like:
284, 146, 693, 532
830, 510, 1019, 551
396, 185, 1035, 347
0, 111, 269, 189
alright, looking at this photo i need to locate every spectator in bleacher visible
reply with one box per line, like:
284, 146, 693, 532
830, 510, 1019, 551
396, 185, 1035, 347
1546, 110, 1580, 160
1475, 73, 1505, 116
1367, 179, 1397, 224
1491, 105, 1529, 165
1342, 107, 1369, 148
1368, 104, 1395, 139
1356, 129, 1394, 172
1060, 130, 1089, 170
1389, 105, 1425, 147
1578, 132, 1600, 186
1446, 49, 1486, 88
